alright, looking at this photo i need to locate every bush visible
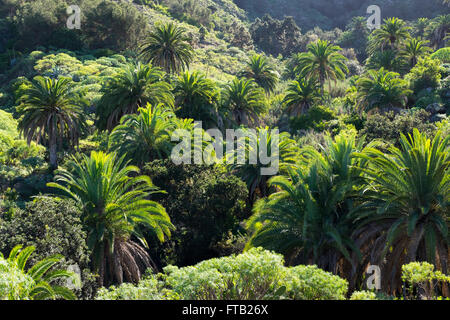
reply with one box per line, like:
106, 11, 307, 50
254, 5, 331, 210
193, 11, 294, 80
289, 105, 336, 133
96, 248, 349, 300
143, 160, 249, 267
431, 47, 450, 63
401, 262, 450, 300
0, 196, 96, 299
0, 257, 34, 300
350, 290, 377, 300
406, 57, 442, 93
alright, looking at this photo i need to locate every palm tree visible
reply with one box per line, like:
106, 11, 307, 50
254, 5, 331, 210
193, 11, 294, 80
47, 151, 174, 287
173, 71, 218, 128
16, 76, 86, 169
239, 54, 279, 94
109, 103, 177, 166
140, 22, 194, 74
400, 38, 432, 68
283, 78, 321, 116
365, 49, 406, 74
427, 14, 450, 49
226, 126, 299, 204
356, 68, 411, 114
1, 245, 77, 300
368, 17, 411, 54
96, 62, 173, 131
222, 78, 267, 126
354, 129, 449, 294
294, 40, 348, 96
246, 134, 370, 275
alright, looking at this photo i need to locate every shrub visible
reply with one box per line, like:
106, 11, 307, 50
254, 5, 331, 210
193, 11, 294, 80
350, 290, 377, 300
96, 248, 349, 300
289, 105, 336, 133
406, 57, 442, 93
401, 262, 450, 300
431, 47, 450, 63
0, 257, 34, 300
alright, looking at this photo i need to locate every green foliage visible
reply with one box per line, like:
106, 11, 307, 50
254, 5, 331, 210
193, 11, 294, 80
143, 160, 248, 266
239, 54, 279, 94
96, 248, 348, 300
0, 196, 95, 299
140, 22, 194, 74
431, 47, 450, 63
405, 56, 442, 93
47, 151, 174, 286
289, 105, 336, 133
350, 290, 377, 300
0, 245, 77, 300
402, 262, 450, 300
283, 78, 321, 116
368, 17, 411, 54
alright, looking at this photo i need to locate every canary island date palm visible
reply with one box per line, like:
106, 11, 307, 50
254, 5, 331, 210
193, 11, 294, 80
355, 68, 411, 114
140, 22, 194, 74
48, 151, 174, 287
368, 17, 411, 54
246, 134, 370, 276
173, 71, 219, 128
226, 126, 299, 204
400, 38, 432, 68
222, 78, 267, 126
96, 62, 173, 131
16, 76, 87, 169
353, 129, 449, 294
425, 14, 450, 49
239, 54, 279, 94
1, 245, 77, 300
283, 78, 321, 116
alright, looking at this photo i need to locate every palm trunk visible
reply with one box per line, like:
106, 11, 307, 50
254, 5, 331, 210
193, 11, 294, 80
49, 136, 58, 170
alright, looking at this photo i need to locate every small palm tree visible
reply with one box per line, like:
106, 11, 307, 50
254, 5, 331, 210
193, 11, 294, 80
226, 126, 299, 203
246, 134, 369, 275
354, 129, 449, 293
283, 78, 321, 116
96, 62, 173, 131
222, 78, 267, 126
140, 22, 194, 74
1, 245, 77, 300
294, 40, 348, 96
109, 103, 177, 166
368, 17, 411, 53
173, 71, 218, 127
48, 151, 174, 287
16, 76, 87, 169
239, 54, 279, 94
400, 38, 432, 68
356, 68, 412, 114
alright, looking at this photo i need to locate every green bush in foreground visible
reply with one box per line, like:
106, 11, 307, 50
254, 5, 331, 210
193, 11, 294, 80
96, 248, 348, 300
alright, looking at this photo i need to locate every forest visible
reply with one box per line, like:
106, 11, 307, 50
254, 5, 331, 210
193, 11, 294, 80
0, 0, 449, 301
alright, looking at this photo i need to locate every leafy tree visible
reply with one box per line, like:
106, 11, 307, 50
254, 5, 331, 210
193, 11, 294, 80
222, 78, 267, 126
0, 245, 77, 300
294, 40, 348, 95
143, 160, 248, 266
96, 62, 173, 131
140, 22, 194, 74
16, 76, 87, 169
368, 17, 411, 54
354, 129, 449, 293
355, 68, 411, 114
247, 134, 369, 275
283, 78, 321, 116
109, 103, 177, 166
226, 126, 299, 203
239, 54, 278, 94
173, 71, 218, 128
47, 151, 174, 287
400, 38, 432, 68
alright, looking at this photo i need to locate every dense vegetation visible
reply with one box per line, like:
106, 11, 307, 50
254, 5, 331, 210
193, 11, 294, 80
0, 0, 449, 300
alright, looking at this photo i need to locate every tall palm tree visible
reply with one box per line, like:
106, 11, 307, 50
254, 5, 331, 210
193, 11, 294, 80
246, 134, 370, 275
96, 62, 173, 131
354, 129, 449, 294
109, 103, 177, 166
425, 14, 449, 49
239, 54, 279, 94
222, 78, 267, 126
173, 71, 218, 128
294, 40, 348, 96
47, 151, 174, 287
226, 126, 299, 204
356, 68, 412, 114
400, 38, 432, 68
283, 78, 321, 116
1, 245, 77, 300
16, 76, 87, 169
140, 22, 194, 74
368, 17, 411, 54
